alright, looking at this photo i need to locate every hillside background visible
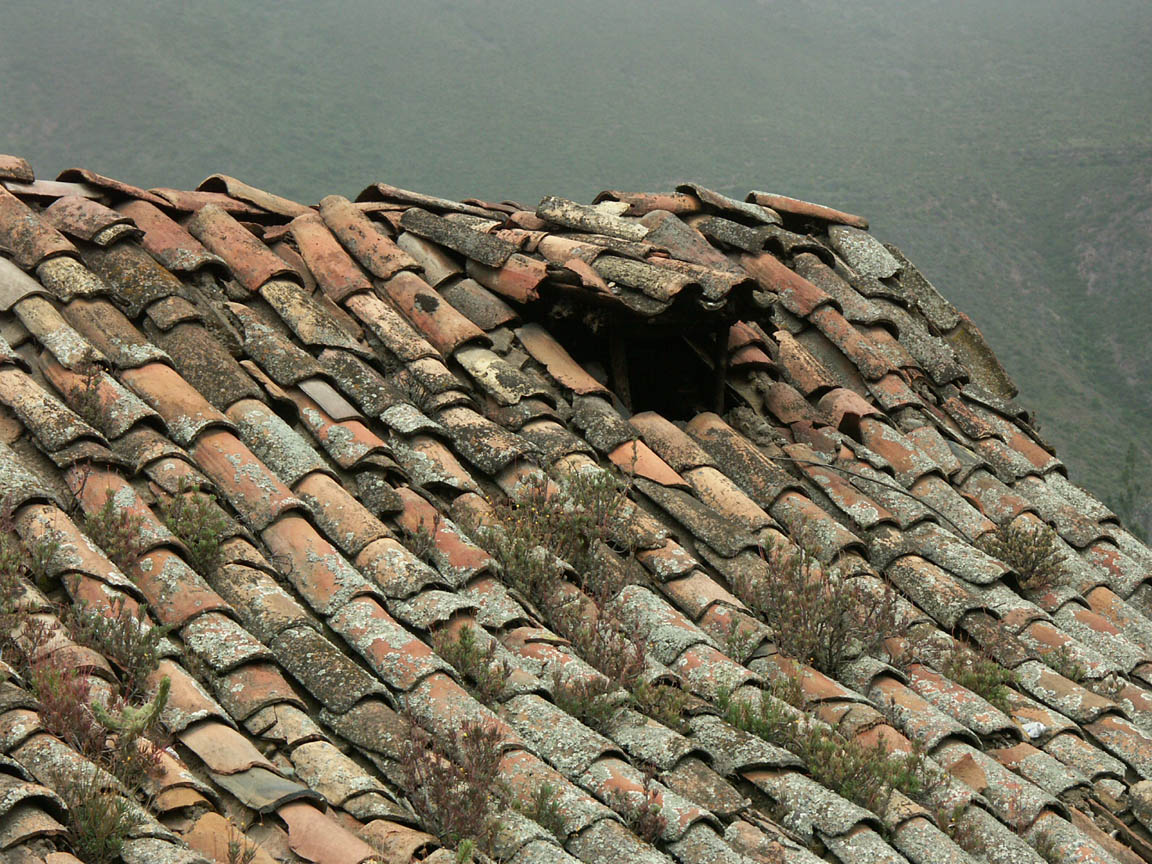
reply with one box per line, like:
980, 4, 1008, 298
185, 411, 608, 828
2, 0, 1150, 531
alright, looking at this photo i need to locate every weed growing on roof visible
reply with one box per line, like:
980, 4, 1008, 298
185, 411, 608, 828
1093, 672, 1126, 701
157, 477, 229, 576
24, 649, 107, 757
481, 469, 634, 604
978, 520, 1066, 592
606, 769, 666, 845
551, 672, 622, 732
225, 822, 260, 864
718, 683, 931, 820
737, 539, 898, 677
454, 839, 476, 864
515, 780, 565, 840
60, 767, 136, 864
399, 717, 507, 854
83, 488, 145, 572
432, 624, 510, 706
478, 468, 686, 732
67, 594, 170, 700
1041, 643, 1085, 685
941, 645, 1016, 713
723, 618, 759, 663
405, 513, 441, 565
631, 680, 693, 734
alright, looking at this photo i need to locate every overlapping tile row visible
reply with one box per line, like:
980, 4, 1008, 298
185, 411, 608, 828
0, 155, 1150, 864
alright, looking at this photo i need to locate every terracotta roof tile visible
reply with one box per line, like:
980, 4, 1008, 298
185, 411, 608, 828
0, 155, 35, 184
6, 159, 1152, 863
185, 205, 299, 292
42, 195, 136, 245
0, 187, 80, 270
746, 192, 869, 229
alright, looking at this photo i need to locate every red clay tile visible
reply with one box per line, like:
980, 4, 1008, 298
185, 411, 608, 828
356, 182, 493, 218
0, 256, 52, 312
746, 192, 869, 229
56, 166, 168, 206
183, 812, 278, 864
343, 291, 439, 363
191, 429, 303, 530
808, 306, 892, 381
198, 174, 310, 218
284, 211, 370, 303
629, 412, 714, 473
400, 207, 516, 268
741, 252, 831, 316
383, 270, 487, 355
817, 387, 882, 431
609, 438, 689, 489
0, 154, 34, 183
771, 330, 837, 395
261, 514, 377, 616
328, 596, 446, 691
466, 253, 548, 303
730, 344, 773, 369
180, 719, 277, 775
396, 231, 462, 286
186, 205, 300, 292
294, 472, 389, 557
594, 190, 703, 216
120, 362, 232, 446
114, 199, 226, 275
514, 322, 610, 397
358, 820, 437, 863
393, 486, 495, 578
279, 800, 382, 864
42, 196, 134, 244
149, 186, 266, 215
150, 659, 230, 731
131, 548, 233, 628
217, 661, 308, 721
0, 187, 80, 270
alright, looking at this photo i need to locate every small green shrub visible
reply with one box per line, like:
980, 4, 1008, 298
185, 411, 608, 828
551, 673, 622, 731
479, 470, 633, 608
432, 624, 510, 706
738, 541, 898, 676
560, 612, 647, 695
83, 488, 145, 572
25, 651, 107, 758
404, 514, 440, 564
1041, 644, 1085, 684
60, 767, 136, 864
226, 826, 260, 864
942, 646, 1016, 713
719, 683, 930, 818
399, 718, 506, 853
979, 521, 1066, 592
158, 478, 228, 576
631, 681, 692, 734
67, 595, 170, 700
606, 769, 666, 845
723, 617, 759, 662
515, 781, 565, 840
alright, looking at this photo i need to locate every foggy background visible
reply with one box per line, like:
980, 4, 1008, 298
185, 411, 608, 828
2, 0, 1150, 527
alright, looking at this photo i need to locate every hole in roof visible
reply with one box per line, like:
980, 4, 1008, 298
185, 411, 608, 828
542, 305, 725, 421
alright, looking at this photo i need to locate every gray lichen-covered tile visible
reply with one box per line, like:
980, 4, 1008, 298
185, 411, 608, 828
685, 715, 800, 776
270, 624, 390, 713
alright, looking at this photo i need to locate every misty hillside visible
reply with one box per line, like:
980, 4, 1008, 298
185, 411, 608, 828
2, 0, 1150, 525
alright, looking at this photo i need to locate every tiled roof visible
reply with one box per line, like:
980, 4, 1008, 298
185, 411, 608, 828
0, 156, 1150, 864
